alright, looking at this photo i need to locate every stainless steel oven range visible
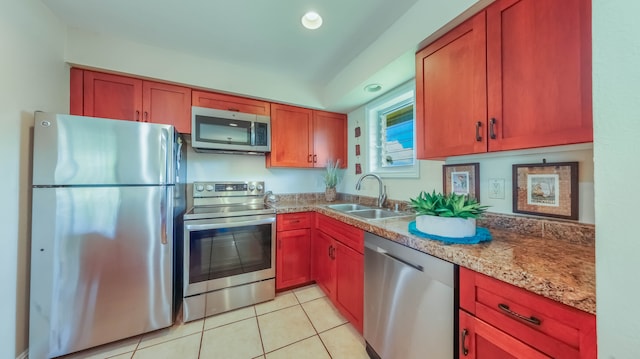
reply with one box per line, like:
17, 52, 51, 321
182, 181, 275, 322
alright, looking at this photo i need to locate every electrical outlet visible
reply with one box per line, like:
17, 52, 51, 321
488, 178, 505, 199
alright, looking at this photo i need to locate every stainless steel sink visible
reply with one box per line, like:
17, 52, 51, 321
347, 208, 413, 220
327, 203, 413, 220
326, 203, 372, 211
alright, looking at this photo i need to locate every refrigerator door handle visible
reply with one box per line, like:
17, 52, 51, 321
161, 187, 168, 245
161, 128, 169, 184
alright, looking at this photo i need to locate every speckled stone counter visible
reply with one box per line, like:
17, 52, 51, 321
270, 197, 596, 315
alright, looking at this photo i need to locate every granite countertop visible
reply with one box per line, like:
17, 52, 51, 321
271, 199, 596, 315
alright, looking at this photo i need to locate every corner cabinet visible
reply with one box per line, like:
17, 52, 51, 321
313, 214, 364, 333
275, 213, 313, 290
70, 68, 192, 133
459, 267, 596, 359
416, 0, 592, 159
266, 103, 347, 168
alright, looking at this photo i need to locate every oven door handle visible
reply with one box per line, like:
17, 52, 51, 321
185, 216, 275, 231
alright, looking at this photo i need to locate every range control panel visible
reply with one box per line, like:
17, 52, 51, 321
193, 181, 265, 197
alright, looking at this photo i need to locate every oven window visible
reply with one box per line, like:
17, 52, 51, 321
189, 223, 272, 283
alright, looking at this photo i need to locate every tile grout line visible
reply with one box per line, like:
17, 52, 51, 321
297, 294, 334, 358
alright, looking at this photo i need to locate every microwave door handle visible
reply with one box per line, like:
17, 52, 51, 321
250, 122, 256, 146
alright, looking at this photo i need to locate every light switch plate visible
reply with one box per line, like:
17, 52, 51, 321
488, 178, 505, 199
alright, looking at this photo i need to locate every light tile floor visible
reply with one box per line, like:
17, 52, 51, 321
60, 284, 369, 359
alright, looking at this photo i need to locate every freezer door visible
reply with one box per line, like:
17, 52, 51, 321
33, 112, 175, 186
29, 186, 174, 359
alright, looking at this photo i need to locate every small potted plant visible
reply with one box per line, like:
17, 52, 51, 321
323, 159, 341, 202
409, 191, 489, 238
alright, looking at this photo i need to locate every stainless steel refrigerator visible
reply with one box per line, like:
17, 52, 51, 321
29, 112, 186, 359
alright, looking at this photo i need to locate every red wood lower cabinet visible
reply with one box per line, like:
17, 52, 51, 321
312, 214, 364, 334
459, 310, 551, 359
276, 213, 313, 290
312, 230, 337, 299
275, 228, 311, 290
334, 240, 364, 333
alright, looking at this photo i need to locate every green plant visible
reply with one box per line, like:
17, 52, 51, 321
323, 159, 341, 189
409, 191, 489, 219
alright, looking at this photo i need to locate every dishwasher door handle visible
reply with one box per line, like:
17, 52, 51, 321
382, 251, 424, 272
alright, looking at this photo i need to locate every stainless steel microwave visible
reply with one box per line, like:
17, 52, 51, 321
191, 106, 271, 154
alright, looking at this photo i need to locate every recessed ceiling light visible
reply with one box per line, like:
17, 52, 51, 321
302, 11, 323, 30
364, 84, 383, 93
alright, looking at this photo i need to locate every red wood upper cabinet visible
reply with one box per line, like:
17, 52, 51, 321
313, 110, 348, 168
415, 11, 487, 159
267, 103, 347, 168
192, 90, 270, 116
268, 103, 314, 167
486, 0, 592, 151
143, 81, 192, 134
72, 69, 192, 133
415, 0, 592, 159
82, 71, 143, 122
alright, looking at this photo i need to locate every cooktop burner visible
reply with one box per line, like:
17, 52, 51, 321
184, 181, 275, 220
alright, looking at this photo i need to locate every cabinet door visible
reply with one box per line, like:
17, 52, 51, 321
312, 111, 347, 168
486, 0, 592, 151
143, 81, 192, 133
192, 90, 270, 116
267, 103, 313, 168
312, 230, 336, 300
415, 12, 487, 159
276, 229, 311, 290
83, 71, 143, 121
459, 310, 551, 359
335, 240, 364, 333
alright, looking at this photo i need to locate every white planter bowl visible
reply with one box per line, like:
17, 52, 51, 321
416, 215, 476, 238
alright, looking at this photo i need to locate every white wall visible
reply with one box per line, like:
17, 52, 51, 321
0, 0, 68, 357
186, 145, 333, 194
65, 27, 324, 111
593, 0, 640, 357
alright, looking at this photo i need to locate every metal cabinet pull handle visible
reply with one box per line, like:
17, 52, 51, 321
498, 303, 542, 326
135, 110, 140, 122
475, 121, 482, 142
489, 118, 497, 139
144, 111, 149, 122
313, 154, 318, 163
308, 154, 313, 163
461, 329, 469, 356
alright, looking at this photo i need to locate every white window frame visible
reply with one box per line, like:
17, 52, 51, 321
364, 80, 419, 178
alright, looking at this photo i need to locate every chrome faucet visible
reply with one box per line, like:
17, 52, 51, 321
355, 173, 387, 208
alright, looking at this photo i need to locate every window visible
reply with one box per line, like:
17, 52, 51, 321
365, 81, 418, 177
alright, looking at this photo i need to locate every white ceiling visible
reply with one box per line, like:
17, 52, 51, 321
41, 0, 478, 112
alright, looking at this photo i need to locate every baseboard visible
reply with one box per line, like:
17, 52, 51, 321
16, 349, 28, 359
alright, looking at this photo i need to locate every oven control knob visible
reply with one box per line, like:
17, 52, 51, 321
195, 184, 204, 192
205, 184, 214, 191
256, 184, 264, 191
248, 184, 256, 191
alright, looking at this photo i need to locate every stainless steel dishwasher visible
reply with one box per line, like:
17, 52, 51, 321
364, 232, 455, 359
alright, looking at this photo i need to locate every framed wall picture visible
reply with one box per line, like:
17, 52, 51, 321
512, 161, 578, 220
443, 163, 480, 201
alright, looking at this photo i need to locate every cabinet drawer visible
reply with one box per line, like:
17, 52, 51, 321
316, 214, 363, 253
460, 267, 596, 359
277, 212, 312, 231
